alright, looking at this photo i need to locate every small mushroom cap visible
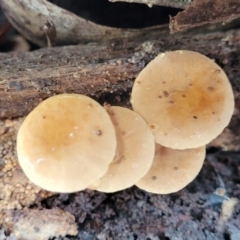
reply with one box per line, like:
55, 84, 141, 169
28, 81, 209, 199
131, 50, 234, 149
17, 94, 117, 193
136, 144, 206, 194
90, 106, 155, 193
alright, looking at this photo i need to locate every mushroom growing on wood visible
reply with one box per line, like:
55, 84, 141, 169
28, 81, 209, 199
131, 50, 234, 149
136, 144, 206, 194
90, 106, 155, 193
17, 94, 117, 193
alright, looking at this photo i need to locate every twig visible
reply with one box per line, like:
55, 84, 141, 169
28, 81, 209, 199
43, 20, 57, 47
109, 0, 192, 9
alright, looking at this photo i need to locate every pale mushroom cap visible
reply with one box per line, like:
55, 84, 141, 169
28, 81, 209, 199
90, 106, 155, 193
136, 144, 206, 194
131, 50, 234, 149
17, 94, 117, 193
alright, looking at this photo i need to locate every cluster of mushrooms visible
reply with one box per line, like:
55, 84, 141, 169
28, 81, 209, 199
17, 50, 234, 194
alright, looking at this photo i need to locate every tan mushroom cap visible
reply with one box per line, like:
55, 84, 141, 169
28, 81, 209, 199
136, 144, 206, 194
17, 94, 117, 193
131, 50, 234, 149
89, 106, 155, 193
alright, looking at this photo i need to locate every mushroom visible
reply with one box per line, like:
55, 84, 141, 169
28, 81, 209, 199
131, 50, 234, 149
17, 94, 117, 193
136, 144, 206, 194
89, 106, 155, 193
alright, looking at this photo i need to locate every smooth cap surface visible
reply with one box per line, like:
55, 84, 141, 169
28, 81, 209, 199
136, 144, 206, 194
90, 106, 155, 192
131, 50, 234, 149
17, 94, 117, 193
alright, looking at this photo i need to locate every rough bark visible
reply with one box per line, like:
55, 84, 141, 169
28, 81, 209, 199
0, 29, 240, 117
1, 208, 77, 240
108, 0, 240, 32
170, 0, 240, 33
0, 0, 167, 47
108, 0, 192, 9
1, 28, 240, 150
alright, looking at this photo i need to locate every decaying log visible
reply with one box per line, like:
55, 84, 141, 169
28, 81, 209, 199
0, 0, 167, 47
110, 0, 240, 33
109, 0, 192, 9
1, 29, 240, 151
1, 29, 240, 118
170, 0, 240, 33
1, 208, 78, 240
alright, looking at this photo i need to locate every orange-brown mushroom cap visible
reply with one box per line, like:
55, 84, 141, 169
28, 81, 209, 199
17, 94, 117, 193
136, 144, 206, 194
90, 106, 155, 193
131, 50, 234, 149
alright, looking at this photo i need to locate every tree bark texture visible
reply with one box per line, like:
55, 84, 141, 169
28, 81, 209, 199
170, 0, 240, 33
107, 0, 240, 33
0, 0, 167, 47
109, 0, 192, 9
0, 29, 240, 151
0, 29, 239, 117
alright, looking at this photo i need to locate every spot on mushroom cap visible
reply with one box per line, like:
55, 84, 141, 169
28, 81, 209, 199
136, 144, 206, 194
90, 106, 155, 193
17, 94, 117, 193
131, 50, 234, 149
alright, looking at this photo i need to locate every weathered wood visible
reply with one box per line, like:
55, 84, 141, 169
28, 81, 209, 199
170, 0, 240, 33
1, 29, 240, 120
0, 0, 168, 47
1, 208, 77, 240
109, 0, 192, 9
109, 0, 240, 33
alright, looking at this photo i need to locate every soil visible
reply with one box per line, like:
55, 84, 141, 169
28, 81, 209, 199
40, 150, 240, 240
0, 99, 239, 240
